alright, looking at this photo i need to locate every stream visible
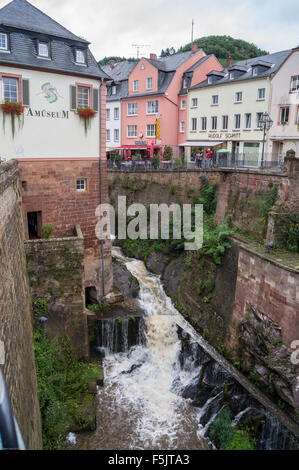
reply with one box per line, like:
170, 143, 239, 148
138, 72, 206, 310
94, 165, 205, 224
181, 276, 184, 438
74, 247, 297, 450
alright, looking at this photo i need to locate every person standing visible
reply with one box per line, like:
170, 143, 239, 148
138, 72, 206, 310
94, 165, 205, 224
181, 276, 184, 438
205, 148, 212, 168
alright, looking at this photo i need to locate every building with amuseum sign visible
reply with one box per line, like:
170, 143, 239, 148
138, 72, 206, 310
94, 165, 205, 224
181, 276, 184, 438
0, 0, 112, 298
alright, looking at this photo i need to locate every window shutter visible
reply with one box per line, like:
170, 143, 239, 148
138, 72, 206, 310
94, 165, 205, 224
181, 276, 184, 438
22, 79, 30, 106
93, 88, 99, 112
70, 85, 77, 110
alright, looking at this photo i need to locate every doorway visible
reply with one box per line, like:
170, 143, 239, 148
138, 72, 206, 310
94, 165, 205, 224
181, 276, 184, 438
27, 211, 42, 239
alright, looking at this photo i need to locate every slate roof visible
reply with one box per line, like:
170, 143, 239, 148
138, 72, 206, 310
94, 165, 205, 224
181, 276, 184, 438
0, 0, 109, 80
102, 60, 138, 82
146, 49, 204, 72
190, 49, 292, 90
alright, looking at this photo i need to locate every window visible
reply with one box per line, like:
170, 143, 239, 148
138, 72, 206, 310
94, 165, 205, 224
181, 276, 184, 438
235, 92, 242, 103
146, 124, 156, 137
133, 80, 139, 92
191, 118, 197, 131
77, 86, 90, 107
245, 113, 252, 129
183, 78, 187, 88
291, 76, 299, 92
258, 88, 265, 100
296, 106, 299, 124
114, 129, 119, 142
181, 99, 186, 110
211, 116, 217, 130
106, 109, 110, 121
244, 142, 260, 167
191, 98, 198, 107
76, 179, 86, 191
180, 121, 185, 133
111, 86, 116, 95
76, 49, 85, 64
279, 107, 289, 124
0, 32, 8, 50
252, 67, 258, 76
127, 125, 137, 137
38, 42, 49, 58
256, 112, 263, 128
114, 107, 119, 120
127, 102, 138, 115
234, 114, 241, 129
3, 77, 18, 102
212, 95, 218, 105
106, 129, 110, 141
222, 115, 228, 130
146, 77, 153, 90
229, 72, 234, 80
201, 117, 207, 131
208, 76, 213, 85
147, 100, 158, 114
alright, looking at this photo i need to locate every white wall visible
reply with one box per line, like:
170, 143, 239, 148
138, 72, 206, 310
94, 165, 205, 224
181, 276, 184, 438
106, 99, 121, 151
268, 49, 299, 156
0, 65, 101, 159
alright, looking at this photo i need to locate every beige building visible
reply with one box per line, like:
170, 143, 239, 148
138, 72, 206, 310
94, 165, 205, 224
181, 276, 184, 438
184, 51, 291, 167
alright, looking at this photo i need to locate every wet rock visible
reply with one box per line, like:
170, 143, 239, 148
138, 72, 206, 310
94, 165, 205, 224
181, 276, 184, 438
145, 252, 169, 275
113, 259, 140, 299
104, 291, 124, 304
162, 253, 186, 297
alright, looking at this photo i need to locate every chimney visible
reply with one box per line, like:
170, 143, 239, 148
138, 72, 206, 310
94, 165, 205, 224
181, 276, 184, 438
150, 53, 157, 60
226, 56, 233, 68
109, 60, 115, 69
191, 43, 198, 53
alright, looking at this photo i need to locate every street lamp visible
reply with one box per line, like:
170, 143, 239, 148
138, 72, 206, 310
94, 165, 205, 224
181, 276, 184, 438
258, 112, 273, 169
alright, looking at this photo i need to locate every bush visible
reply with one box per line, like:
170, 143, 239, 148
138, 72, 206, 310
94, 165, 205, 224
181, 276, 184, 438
32, 298, 49, 318
226, 429, 256, 450
163, 145, 172, 160
209, 408, 234, 449
41, 224, 55, 239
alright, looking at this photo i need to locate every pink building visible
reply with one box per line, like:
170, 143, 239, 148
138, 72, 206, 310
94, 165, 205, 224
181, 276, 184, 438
120, 46, 223, 157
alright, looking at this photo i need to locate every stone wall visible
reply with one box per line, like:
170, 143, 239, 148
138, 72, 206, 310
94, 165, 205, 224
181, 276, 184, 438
0, 160, 42, 449
19, 158, 113, 298
24, 225, 88, 360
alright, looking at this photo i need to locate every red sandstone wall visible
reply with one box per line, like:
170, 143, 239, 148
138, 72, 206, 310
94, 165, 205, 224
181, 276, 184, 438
233, 246, 298, 346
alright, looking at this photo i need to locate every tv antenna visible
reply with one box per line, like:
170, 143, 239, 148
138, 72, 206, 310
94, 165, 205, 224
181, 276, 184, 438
191, 19, 194, 44
132, 44, 151, 59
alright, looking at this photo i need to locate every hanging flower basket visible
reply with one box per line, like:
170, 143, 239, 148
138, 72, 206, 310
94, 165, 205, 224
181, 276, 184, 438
76, 106, 96, 134
1, 101, 24, 138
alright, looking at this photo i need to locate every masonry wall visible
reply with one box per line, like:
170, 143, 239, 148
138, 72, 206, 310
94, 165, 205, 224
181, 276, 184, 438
24, 226, 88, 360
0, 160, 42, 449
19, 157, 113, 298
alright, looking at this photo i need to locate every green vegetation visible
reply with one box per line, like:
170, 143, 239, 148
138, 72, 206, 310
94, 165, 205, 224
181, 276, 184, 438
41, 224, 55, 239
32, 298, 49, 318
163, 145, 173, 160
209, 408, 256, 450
98, 56, 135, 66
34, 329, 97, 450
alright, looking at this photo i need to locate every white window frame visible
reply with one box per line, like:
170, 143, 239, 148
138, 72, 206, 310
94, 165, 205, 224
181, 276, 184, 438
76, 179, 86, 192
106, 108, 110, 121
127, 102, 138, 116
229, 72, 234, 80
75, 49, 86, 64
146, 77, 153, 90
257, 88, 265, 100
111, 86, 116, 95
256, 112, 263, 128
201, 117, 207, 131
127, 125, 137, 138
211, 116, 217, 130
114, 129, 119, 142
234, 114, 241, 129
252, 67, 258, 76
38, 42, 49, 58
180, 121, 185, 133
245, 113, 252, 129
106, 129, 110, 141
222, 115, 228, 130
147, 100, 158, 114
291, 76, 299, 92
279, 107, 289, 124
133, 80, 139, 92
2, 76, 18, 102
212, 95, 219, 105
114, 107, 119, 120
181, 99, 186, 110
77, 85, 90, 108
191, 97, 198, 108
146, 124, 156, 138
208, 76, 213, 84
191, 118, 197, 132
0, 33, 8, 51
235, 92, 242, 103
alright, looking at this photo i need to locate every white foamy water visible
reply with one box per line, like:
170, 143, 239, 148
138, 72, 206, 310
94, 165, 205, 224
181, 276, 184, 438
75, 247, 209, 450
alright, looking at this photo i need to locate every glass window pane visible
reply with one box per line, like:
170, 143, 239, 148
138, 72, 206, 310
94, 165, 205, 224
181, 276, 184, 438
3, 77, 18, 102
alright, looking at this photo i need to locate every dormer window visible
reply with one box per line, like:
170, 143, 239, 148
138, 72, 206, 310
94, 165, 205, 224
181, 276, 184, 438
76, 49, 86, 64
0, 32, 8, 51
183, 78, 187, 88
252, 67, 258, 76
112, 85, 116, 95
229, 72, 234, 80
38, 42, 49, 58
208, 76, 212, 85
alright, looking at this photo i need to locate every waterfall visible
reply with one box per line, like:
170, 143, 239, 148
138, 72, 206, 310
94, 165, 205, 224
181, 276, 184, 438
74, 247, 297, 450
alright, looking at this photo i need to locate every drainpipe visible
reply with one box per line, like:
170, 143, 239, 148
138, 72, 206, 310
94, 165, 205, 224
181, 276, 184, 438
99, 78, 106, 297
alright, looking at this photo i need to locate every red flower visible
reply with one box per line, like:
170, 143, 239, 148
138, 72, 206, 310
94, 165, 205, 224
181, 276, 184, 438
1, 101, 24, 115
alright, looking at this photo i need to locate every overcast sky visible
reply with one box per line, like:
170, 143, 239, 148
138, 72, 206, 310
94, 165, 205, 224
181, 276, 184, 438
2, 0, 299, 60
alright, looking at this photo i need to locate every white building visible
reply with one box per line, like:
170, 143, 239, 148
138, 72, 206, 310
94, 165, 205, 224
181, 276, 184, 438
185, 51, 292, 167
